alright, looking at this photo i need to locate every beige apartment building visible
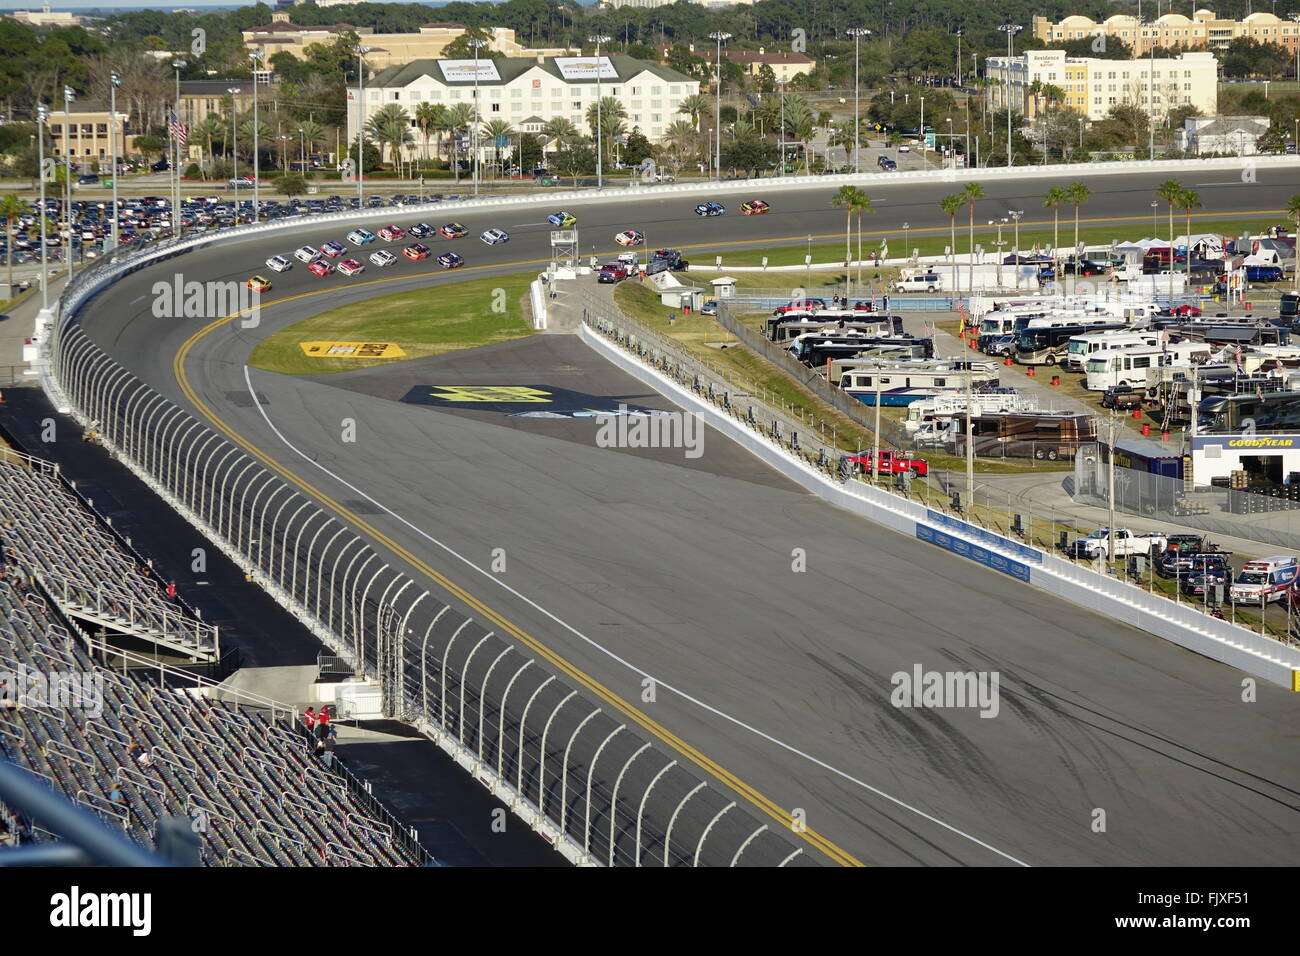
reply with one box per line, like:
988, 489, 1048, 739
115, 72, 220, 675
244, 13, 576, 72
1032, 11, 1300, 55
985, 49, 1218, 123
723, 48, 817, 83
49, 103, 132, 165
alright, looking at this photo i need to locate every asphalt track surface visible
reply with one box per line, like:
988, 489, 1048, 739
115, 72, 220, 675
75, 171, 1300, 866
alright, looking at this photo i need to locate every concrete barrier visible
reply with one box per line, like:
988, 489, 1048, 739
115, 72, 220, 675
581, 320, 1300, 688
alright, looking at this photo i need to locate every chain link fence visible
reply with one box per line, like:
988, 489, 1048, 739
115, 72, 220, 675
39, 234, 815, 868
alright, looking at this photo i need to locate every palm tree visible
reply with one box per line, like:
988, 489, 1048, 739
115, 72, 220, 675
192, 115, 224, 177
1156, 178, 1183, 299
962, 182, 985, 296
0, 194, 24, 298
783, 95, 816, 174
1042, 186, 1066, 288
414, 101, 444, 164
1178, 188, 1201, 285
1063, 182, 1092, 286
677, 93, 709, 130
366, 103, 412, 172
1288, 194, 1300, 292
832, 185, 862, 281
296, 120, 323, 168
482, 118, 514, 176
446, 103, 475, 184
940, 193, 964, 291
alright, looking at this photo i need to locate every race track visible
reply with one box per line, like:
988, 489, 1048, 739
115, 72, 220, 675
71, 170, 1300, 866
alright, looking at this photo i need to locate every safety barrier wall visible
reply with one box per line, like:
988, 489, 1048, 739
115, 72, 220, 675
39, 226, 811, 872
580, 305, 1300, 688
34, 162, 1299, 865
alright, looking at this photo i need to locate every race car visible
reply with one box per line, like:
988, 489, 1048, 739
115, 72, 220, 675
439, 222, 468, 239
437, 252, 464, 269
338, 257, 365, 277
308, 259, 334, 277
264, 254, 292, 273
480, 227, 510, 245
345, 228, 376, 245
547, 211, 577, 227
408, 222, 434, 238
246, 275, 272, 293
403, 242, 431, 261
378, 224, 405, 241
369, 249, 398, 267
615, 230, 644, 246
293, 245, 318, 263
319, 240, 346, 258
740, 200, 770, 215
694, 201, 725, 217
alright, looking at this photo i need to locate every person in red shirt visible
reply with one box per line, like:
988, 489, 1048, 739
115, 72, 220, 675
316, 705, 330, 740
303, 707, 316, 736
165, 581, 177, 600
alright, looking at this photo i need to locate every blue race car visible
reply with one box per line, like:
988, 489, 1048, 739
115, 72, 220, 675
694, 201, 726, 217
547, 211, 577, 227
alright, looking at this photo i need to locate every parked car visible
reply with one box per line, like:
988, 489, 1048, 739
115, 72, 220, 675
1181, 556, 1232, 599
773, 298, 828, 315
840, 450, 929, 477
1100, 385, 1145, 410
700, 299, 718, 315
894, 273, 942, 293
985, 333, 1017, 357
877, 156, 898, 171
597, 263, 632, 283
1067, 528, 1168, 560
1245, 264, 1285, 283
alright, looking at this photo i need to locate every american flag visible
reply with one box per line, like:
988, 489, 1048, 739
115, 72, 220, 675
168, 110, 187, 149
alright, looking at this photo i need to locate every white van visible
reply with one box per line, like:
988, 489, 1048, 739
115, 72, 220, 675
1229, 556, 1299, 605
895, 273, 942, 293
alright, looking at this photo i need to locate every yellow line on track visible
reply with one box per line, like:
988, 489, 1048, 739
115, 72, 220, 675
172, 260, 864, 867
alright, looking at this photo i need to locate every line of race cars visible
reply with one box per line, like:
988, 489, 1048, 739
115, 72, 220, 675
244, 200, 774, 291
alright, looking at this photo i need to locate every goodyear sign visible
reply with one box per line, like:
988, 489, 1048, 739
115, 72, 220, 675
1192, 435, 1300, 450
401, 384, 664, 418
300, 341, 406, 358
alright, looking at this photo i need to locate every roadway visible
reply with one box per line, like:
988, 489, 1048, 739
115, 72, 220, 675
70, 170, 1300, 866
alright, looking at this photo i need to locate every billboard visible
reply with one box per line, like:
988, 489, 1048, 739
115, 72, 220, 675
553, 56, 618, 81
438, 59, 502, 83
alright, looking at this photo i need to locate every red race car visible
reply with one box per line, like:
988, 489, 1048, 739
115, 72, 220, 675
403, 242, 430, 261
308, 259, 335, 277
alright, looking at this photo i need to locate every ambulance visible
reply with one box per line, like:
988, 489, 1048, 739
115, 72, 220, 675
1228, 556, 1300, 605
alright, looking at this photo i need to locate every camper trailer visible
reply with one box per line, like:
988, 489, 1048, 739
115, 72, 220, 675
835, 359, 1000, 406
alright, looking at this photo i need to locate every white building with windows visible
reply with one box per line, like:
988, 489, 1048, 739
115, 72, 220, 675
984, 49, 1217, 123
349, 55, 700, 148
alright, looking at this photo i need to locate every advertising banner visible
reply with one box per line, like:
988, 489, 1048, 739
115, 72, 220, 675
438, 60, 502, 83
553, 56, 618, 81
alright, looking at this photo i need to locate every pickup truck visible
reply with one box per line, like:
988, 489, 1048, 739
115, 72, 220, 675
840, 449, 929, 477
597, 262, 633, 283
1067, 528, 1168, 560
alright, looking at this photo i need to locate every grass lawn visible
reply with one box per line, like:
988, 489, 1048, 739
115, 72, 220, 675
696, 215, 1298, 270
615, 282, 1070, 475
248, 272, 535, 375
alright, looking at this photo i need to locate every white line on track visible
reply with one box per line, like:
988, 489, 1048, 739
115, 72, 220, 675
241, 364, 1031, 867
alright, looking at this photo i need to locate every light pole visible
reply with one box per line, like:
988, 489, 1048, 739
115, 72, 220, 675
468, 38, 486, 197
919, 96, 925, 159
249, 49, 262, 219
227, 87, 240, 208
298, 127, 305, 169
171, 59, 186, 233
62, 86, 74, 277
990, 217, 1007, 287
1292, 16, 1300, 81
709, 31, 732, 181
109, 71, 120, 250
998, 23, 1022, 167
1151, 200, 1158, 234
588, 34, 611, 189
902, 221, 910, 259
846, 28, 872, 173
354, 45, 374, 205
956, 29, 962, 86
947, 117, 953, 167
36, 103, 47, 307
777, 78, 787, 175
1009, 209, 1023, 288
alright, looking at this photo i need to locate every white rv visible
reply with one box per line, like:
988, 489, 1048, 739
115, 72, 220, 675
1084, 342, 1213, 391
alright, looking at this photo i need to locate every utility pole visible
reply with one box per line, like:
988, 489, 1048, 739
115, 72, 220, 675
709, 31, 732, 180
62, 86, 74, 279
227, 87, 240, 208
171, 59, 186, 233
1147, 20, 1156, 160
1107, 414, 1117, 571
250, 49, 262, 220
955, 28, 962, 87
355, 44, 373, 206
109, 72, 120, 250
847, 28, 872, 174
1009, 209, 1023, 289
873, 359, 882, 482
36, 103, 47, 309
965, 364, 975, 504
998, 23, 1022, 167
589, 34, 611, 190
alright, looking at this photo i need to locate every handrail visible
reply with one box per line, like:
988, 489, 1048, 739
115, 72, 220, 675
0, 758, 167, 867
